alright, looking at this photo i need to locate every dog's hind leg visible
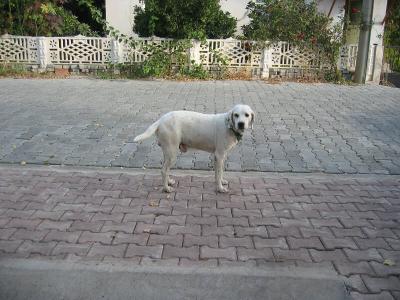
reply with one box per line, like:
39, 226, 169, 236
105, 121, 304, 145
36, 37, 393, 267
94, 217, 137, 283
161, 145, 178, 193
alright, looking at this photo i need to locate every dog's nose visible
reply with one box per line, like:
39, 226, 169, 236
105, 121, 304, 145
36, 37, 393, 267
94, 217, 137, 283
238, 122, 245, 129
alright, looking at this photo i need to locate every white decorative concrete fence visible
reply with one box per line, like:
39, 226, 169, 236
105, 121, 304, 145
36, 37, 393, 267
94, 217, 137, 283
0, 34, 380, 81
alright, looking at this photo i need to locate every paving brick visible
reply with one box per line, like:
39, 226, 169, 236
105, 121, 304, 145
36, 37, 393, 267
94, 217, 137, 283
17, 240, 57, 256
310, 218, 342, 228
220, 236, 253, 248
363, 228, 397, 239
79, 231, 114, 244
31, 211, 64, 221
11, 229, 49, 242
280, 218, 310, 227
88, 243, 126, 258
52, 242, 91, 256
169, 224, 201, 236
70, 221, 104, 232
344, 248, 383, 262
0, 240, 23, 252
124, 213, 155, 224
249, 217, 280, 227
362, 275, 400, 293
163, 245, 199, 260
202, 208, 231, 217
321, 237, 358, 250
172, 207, 201, 217
274, 248, 312, 262
184, 235, 218, 247
309, 249, 348, 262
334, 261, 375, 276
369, 261, 400, 277
187, 215, 217, 226
5, 218, 41, 230
0, 228, 17, 239
384, 238, 400, 250
232, 209, 262, 218
154, 215, 186, 225
355, 238, 391, 250
92, 213, 124, 223
218, 216, 249, 227
44, 230, 81, 243
112, 233, 148, 245
148, 234, 183, 247
135, 223, 168, 235
126, 245, 163, 259
37, 220, 72, 231
101, 221, 136, 234
254, 237, 287, 249
235, 226, 268, 238
268, 226, 301, 238
202, 225, 234, 237
332, 228, 366, 238
201, 246, 236, 260
60, 212, 94, 222
346, 275, 368, 293
340, 218, 373, 228
287, 237, 324, 250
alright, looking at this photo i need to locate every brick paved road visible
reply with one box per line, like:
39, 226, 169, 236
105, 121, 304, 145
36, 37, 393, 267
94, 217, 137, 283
1, 79, 400, 174
0, 165, 399, 299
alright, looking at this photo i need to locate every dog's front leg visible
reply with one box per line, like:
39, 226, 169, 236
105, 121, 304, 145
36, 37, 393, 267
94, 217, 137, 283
215, 153, 228, 193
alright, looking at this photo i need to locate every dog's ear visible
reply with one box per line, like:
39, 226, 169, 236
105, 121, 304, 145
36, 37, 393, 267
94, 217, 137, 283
226, 110, 234, 129
250, 111, 255, 129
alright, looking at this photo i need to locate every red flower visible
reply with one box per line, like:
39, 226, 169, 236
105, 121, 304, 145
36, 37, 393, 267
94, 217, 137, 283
351, 8, 360, 13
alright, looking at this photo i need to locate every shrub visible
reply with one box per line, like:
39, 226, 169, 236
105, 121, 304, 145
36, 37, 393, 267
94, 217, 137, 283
243, 0, 343, 81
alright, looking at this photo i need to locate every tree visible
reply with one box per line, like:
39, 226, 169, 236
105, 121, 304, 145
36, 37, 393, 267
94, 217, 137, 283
243, 0, 343, 79
0, 0, 104, 36
133, 0, 237, 39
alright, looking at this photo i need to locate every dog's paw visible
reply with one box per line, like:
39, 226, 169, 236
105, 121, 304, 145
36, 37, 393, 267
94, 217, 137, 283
221, 179, 228, 185
162, 186, 173, 193
168, 178, 175, 186
217, 186, 229, 193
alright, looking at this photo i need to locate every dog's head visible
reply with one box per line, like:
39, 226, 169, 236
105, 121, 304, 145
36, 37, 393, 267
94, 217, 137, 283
227, 104, 255, 133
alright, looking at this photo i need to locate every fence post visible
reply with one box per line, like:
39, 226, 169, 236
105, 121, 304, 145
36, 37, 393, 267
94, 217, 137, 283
111, 38, 123, 64
260, 44, 272, 79
189, 40, 201, 65
37, 36, 49, 71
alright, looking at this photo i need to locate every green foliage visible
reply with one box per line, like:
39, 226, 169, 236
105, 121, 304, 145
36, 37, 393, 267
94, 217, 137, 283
243, 0, 343, 81
0, 0, 103, 36
0, 63, 26, 76
384, 0, 400, 71
133, 0, 237, 39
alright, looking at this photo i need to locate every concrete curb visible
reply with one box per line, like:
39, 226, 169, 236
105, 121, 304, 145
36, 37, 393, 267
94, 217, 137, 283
0, 259, 351, 300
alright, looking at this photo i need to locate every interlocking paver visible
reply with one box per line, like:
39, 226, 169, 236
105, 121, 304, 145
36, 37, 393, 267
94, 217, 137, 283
0, 165, 399, 298
1, 80, 400, 174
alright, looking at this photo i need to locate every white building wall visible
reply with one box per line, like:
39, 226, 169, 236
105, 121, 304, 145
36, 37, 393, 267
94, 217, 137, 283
220, 0, 250, 35
106, 0, 143, 36
315, 0, 346, 24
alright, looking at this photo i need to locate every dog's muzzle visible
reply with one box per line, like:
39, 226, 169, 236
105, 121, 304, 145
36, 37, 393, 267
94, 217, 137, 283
238, 122, 245, 130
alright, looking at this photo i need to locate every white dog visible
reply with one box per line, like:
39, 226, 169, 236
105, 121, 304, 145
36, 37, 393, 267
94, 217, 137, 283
134, 104, 254, 193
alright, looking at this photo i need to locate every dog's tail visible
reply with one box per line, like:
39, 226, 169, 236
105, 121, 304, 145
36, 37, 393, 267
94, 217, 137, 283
134, 120, 160, 143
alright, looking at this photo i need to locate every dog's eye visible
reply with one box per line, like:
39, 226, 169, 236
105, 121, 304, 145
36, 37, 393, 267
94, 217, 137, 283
245, 113, 249, 117
234, 113, 239, 118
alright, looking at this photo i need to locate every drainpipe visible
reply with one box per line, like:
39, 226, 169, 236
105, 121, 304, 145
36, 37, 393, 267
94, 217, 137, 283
354, 0, 374, 84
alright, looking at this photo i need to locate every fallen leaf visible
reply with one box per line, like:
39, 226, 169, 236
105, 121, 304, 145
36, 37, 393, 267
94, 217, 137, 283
20, 161, 26, 165
143, 228, 151, 233
142, 166, 146, 170
383, 259, 396, 266
149, 201, 158, 207
166, 195, 170, 199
